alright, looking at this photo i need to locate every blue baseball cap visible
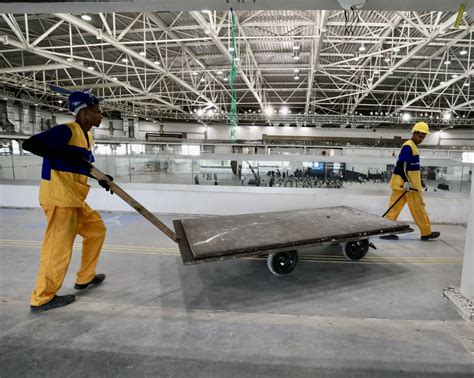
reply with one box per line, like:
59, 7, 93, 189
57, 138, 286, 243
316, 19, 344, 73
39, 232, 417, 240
67, 91, 103, 115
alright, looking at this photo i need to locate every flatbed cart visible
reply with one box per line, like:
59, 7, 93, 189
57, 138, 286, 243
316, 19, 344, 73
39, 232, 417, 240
89, 164, 413, 276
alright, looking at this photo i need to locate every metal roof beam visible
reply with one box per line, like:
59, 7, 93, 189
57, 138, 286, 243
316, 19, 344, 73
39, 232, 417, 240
304, 10, 328, 114
55, 13, 219, 109
450, 99, 474, 112
0, 1, 462, 14
0, 34, 185, 113
349, 12, 459, 113
0, 63, 69, 73
190, 10, 265, 110
380, 28, 471, 106
395, 70, 474, 113
146, 12, 230, 105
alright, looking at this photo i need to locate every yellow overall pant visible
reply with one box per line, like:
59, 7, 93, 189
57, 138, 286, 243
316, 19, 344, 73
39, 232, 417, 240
31, 203, 106, 306
385, 190, 432, 237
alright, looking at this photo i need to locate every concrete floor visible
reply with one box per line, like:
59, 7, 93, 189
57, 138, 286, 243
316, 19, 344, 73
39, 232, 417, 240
0, 208, 473, 377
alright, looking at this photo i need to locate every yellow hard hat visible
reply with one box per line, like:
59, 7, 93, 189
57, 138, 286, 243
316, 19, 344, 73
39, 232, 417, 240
411, 122, 430, 134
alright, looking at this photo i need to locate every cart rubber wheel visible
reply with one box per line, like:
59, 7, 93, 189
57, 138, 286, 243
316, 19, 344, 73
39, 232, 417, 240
342, 239, 369, 260
267, 250, 298, 276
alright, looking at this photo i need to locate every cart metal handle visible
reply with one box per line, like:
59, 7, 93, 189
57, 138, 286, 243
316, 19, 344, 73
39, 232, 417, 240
382, 187, 419, 218
88, 163, 178, 243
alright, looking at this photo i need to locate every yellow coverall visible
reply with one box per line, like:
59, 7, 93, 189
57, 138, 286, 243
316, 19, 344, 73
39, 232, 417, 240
31, 122, 106, 306
385, 140, 432, 237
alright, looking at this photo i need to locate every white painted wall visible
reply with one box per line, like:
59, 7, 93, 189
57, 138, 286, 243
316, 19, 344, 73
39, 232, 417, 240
0, 182, 470, 226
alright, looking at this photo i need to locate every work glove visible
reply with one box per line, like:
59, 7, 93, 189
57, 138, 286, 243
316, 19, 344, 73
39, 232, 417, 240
403, 181, 411, 191
98, 174, 114, 194
421, 179, 427, 191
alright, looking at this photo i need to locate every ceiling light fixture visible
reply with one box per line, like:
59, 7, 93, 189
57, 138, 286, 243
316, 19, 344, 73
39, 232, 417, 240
393, 46, 400, 52
294, 68, 299, 73
139, 51, 146, 56
359, 44, 366, 52
216, 70, 223, 75
444, 60, 451, 65
264, 106, 274, 116
121, 58, 128, 63
459, 49, 468, 56
443, 112, 451, 121
112, 77, 118, 80
81, 15, 92, 21
402, 113, 411, 121
384, 57, 391, 63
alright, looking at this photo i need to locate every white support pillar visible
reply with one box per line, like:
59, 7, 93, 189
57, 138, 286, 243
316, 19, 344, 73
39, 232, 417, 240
443, 168, 474, 320
133, 118, 139, 139
460, 174, 474, 300
123, 118, 129, 137
33, 107, 42, 134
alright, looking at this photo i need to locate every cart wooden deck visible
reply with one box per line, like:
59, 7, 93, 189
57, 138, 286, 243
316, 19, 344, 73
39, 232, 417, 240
173, 206, 412, 264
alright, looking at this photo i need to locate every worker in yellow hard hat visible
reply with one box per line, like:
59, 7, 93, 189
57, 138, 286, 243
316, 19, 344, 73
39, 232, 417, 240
381, 122, 440, 241
23, 91, 114, 314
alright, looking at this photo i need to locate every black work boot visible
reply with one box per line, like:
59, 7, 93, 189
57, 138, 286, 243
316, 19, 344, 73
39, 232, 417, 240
380, 234, 399, 240
74, 273, 106, 290
30, 295, 76, 314
421, 231, 440, 241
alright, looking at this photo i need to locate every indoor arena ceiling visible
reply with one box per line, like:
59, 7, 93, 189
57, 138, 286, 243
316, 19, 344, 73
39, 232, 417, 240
0, 2, 473, 127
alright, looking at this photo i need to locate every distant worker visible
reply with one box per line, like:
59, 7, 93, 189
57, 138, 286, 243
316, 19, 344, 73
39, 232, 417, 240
382, 122, 440, 241
23, 91, 113, 314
